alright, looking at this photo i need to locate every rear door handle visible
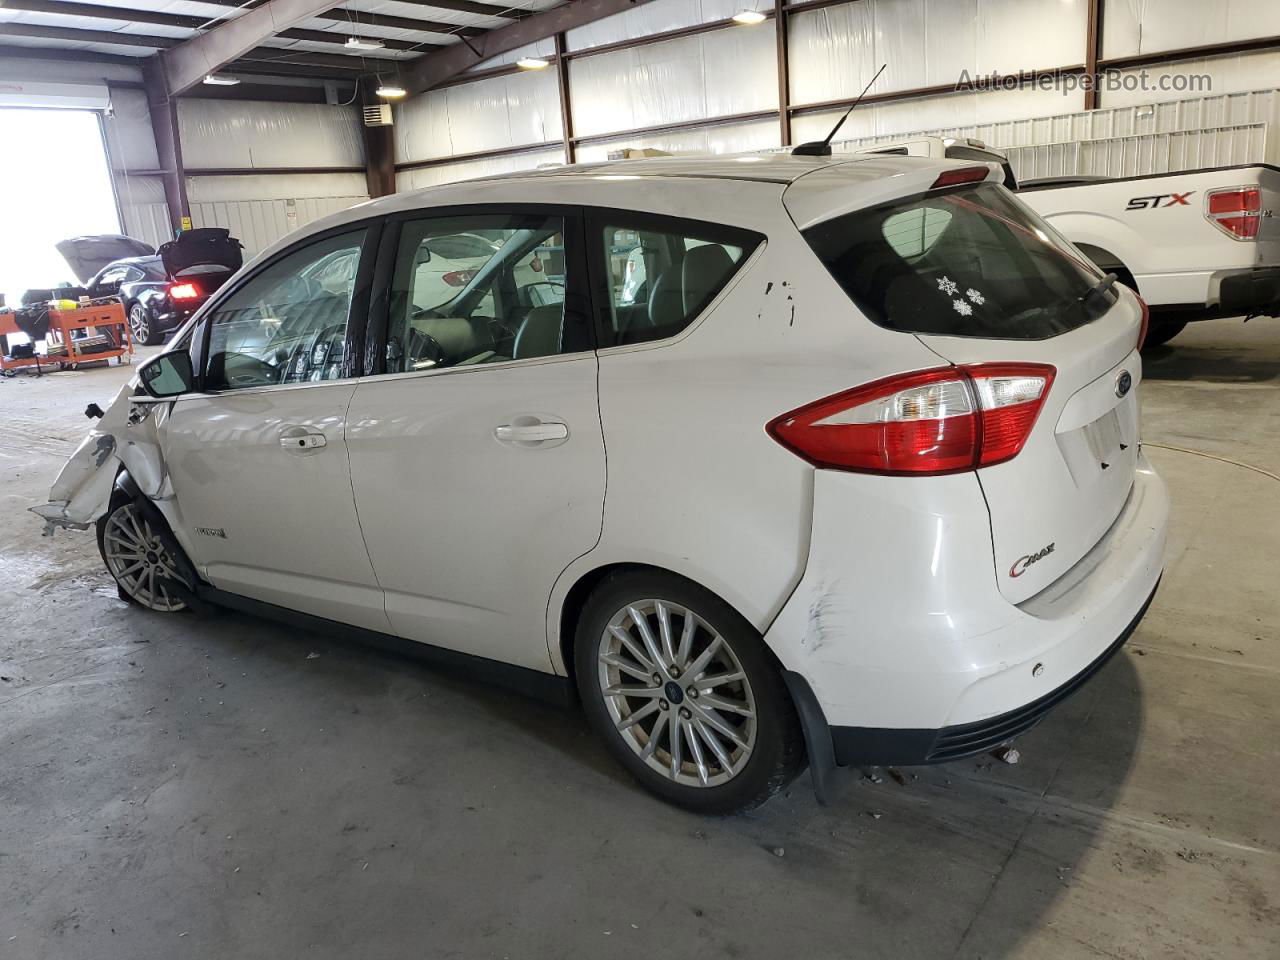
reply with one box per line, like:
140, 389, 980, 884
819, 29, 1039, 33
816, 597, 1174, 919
494, 419, 569, 446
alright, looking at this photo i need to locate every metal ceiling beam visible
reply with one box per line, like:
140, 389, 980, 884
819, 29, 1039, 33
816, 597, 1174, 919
0, 41, 139, 64
0, 22, 177, 48
238, 45, 374, 70
159, 0, 350, 95
400, 0, 662, 96
394, 0, 529, 17
0, 0, 206, 29
312, 10, 485, 37
276, 27, 439, 52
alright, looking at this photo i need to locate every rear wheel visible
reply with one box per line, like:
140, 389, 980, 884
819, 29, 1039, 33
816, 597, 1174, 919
575, 571, 804, 814
1143, 319, 1187, 348
97, 500, 188, 612
128, 303, 164, 346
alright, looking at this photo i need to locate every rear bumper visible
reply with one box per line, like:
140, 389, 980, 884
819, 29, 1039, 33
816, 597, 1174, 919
1218, 266, 1280, 316
764, 452, 1168, 764
827, 580, 1157, 765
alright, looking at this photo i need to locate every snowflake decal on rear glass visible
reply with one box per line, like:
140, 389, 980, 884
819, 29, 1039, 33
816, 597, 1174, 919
937, 276, 959, 296
953, 299, 973, 316
966, 288, 985, 305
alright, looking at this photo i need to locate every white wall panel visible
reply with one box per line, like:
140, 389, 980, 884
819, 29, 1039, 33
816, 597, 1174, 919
1101, 51, 1280, 109
177, 100, 364, 170
395, 147, 566, 192
574, 120, 781, 163
101, 86, 157, 173
1102, 0, 1280, 60
789, 0, 1088, 107
569, 22, 777, 138
791, 83, 1082, 143
395, 69, 561, 162
566, 0, 747, 52
113, 175, 171, 250
187, 174, 369, 255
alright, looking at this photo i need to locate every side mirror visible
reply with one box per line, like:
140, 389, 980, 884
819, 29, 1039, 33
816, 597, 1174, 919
138, 349, 195, 398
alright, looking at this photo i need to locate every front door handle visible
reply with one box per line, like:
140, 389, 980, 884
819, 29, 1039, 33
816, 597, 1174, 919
280, 430, 328, 452
494, 418, 569, 447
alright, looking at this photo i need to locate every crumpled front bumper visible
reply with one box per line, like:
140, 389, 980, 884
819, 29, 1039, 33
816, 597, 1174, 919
30, 382, 168, 534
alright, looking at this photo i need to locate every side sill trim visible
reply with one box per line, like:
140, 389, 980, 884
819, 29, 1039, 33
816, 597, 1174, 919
194, 584, 575, 708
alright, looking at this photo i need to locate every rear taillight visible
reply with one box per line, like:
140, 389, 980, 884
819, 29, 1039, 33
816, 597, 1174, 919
931, 166, 990, 190
1205, 187, 1262, 240
767, 364, 1055, 476
169, 282, 200, 300
442, 269, 477, 287
1136, 294, 1150, 350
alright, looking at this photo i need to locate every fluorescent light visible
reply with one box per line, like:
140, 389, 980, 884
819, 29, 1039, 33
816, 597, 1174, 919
516, 57, 550, 70
732, 10, 767, 24
376, 83, 407, 98
345, 36, 385, 51
202, 74, 240, 86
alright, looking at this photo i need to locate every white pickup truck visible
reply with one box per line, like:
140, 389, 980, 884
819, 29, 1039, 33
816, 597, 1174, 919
856, 137, 1280, 346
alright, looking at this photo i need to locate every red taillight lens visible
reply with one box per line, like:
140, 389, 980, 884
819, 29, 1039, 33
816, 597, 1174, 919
169, 282, 200, 300
1135, 293, 1150, 350
931, 166, 990, 190
767, 364, 1055, 476
1206, 187, 1262, 240
442, 269, 477, 287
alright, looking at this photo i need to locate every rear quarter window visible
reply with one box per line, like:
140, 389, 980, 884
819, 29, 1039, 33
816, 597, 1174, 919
804, 183, 1110, 340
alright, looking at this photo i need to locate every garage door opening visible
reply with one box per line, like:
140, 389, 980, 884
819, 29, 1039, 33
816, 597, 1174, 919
0, 108, 120, 307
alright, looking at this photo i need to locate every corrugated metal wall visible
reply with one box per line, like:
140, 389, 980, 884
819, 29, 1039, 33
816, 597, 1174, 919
186, 173, 370, 256
176, 100, 370, 255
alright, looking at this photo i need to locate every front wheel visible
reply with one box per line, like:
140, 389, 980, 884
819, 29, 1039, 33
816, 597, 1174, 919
97, 500, 188, 612
575, 571, 804, 814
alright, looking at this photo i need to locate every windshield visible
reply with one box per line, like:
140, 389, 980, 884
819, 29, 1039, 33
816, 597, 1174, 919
803, 183, 1111, 340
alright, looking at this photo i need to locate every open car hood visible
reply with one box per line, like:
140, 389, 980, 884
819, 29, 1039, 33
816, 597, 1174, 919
159, 228, 243, 279
55, 235, 155, 283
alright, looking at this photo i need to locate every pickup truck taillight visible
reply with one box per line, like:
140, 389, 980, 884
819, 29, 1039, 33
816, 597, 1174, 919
1205, 187, 1262, 240
767, 364, 1055, 476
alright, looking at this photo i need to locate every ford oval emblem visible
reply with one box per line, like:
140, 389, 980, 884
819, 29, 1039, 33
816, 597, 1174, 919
1115, 370, 1133, 398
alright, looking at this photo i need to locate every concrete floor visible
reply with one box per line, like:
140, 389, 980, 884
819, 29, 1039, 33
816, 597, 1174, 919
1, 321, 1278, 960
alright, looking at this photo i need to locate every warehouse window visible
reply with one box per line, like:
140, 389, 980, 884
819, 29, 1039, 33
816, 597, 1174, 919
594, 217, 762, 347
203, 230, 365, 390
383, 213, 570, 372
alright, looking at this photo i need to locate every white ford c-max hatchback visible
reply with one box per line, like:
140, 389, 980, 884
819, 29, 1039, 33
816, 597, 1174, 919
37, 154, 1168, 813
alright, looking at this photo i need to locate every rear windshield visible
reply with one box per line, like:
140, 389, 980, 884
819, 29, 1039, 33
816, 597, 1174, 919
803, 183, 1111, 340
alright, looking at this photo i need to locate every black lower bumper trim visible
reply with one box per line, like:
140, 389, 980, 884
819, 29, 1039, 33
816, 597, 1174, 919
828, 578, 1160, 767
1219, 267, 1280, 316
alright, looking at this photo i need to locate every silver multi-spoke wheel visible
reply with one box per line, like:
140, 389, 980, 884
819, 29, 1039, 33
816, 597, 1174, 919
128, 304, 151, 345
102, 503, 187, 612
597, 599, 756, 788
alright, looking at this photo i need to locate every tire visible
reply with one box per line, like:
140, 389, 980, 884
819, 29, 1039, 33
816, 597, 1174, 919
97, 496, 188, 612
128, 302, 164, 346
1143, 319, 1187, 349
574, 571, 804, 814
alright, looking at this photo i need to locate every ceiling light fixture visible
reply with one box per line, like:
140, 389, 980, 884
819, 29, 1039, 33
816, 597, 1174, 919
345, 36, 386, 51
202, 74, 241, 85
732, 10, 767, 24
376, 82, 407, 98
516, 57, 550, 70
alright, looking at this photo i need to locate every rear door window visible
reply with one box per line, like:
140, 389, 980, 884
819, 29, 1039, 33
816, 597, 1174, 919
590, 214, 763, 347
804, 183, 1110, 340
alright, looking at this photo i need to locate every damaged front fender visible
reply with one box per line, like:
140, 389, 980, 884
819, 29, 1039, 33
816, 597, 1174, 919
30, 382, 170, 535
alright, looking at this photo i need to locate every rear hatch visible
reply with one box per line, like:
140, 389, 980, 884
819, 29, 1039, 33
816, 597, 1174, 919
801, 174, 1143, 603
158, 228, 243, 297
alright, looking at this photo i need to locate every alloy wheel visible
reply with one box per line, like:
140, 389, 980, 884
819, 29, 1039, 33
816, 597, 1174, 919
128, 305, 150, 345
102, 503, 187, 612
597, 599, 757, 788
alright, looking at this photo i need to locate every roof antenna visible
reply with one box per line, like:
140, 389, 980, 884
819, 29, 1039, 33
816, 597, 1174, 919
791, 63, 887, 157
